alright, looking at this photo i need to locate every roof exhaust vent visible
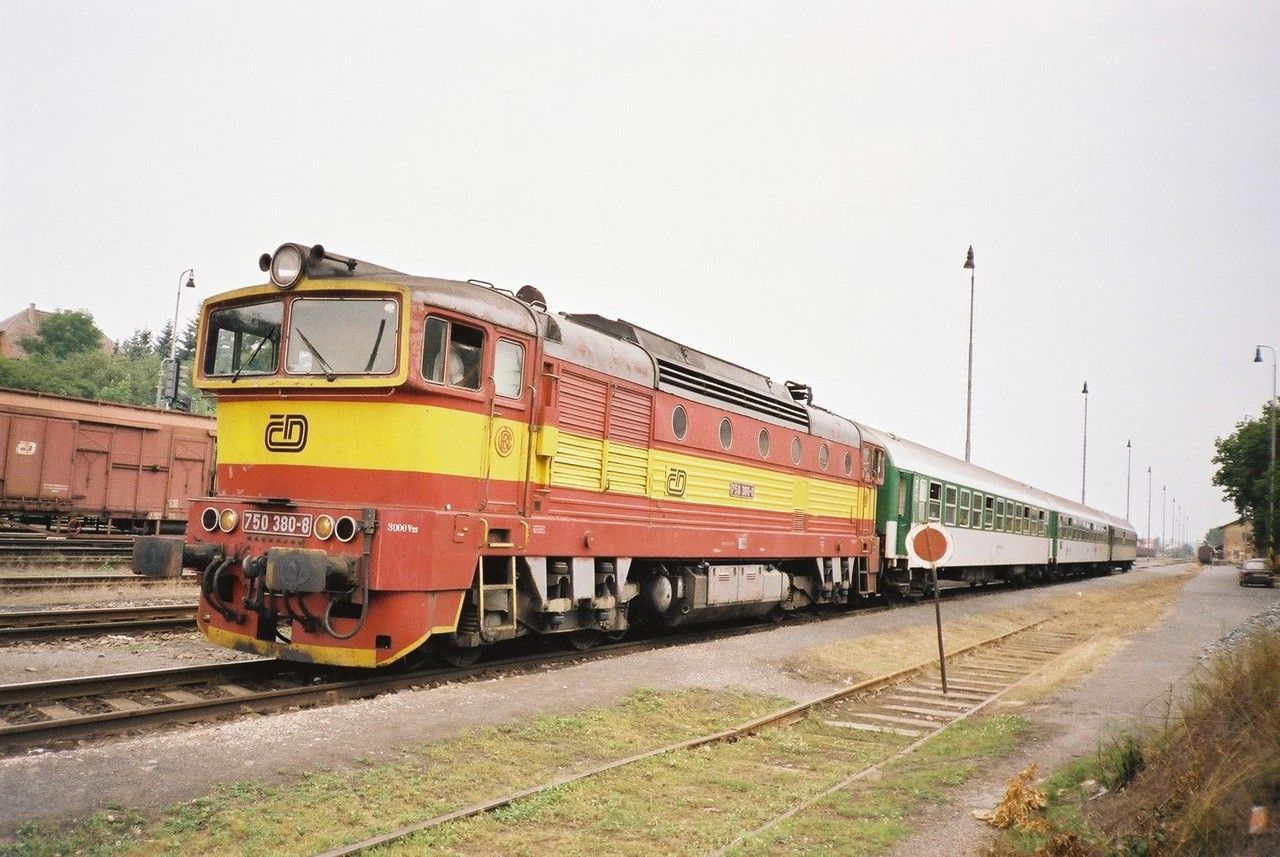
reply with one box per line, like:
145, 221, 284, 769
785, 381, 813, 404
516, 285, 547, 311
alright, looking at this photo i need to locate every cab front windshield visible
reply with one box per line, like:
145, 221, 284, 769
285, 298, 399, 376
203, 300, 283, 377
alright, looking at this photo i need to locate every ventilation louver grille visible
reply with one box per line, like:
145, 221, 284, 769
657, 359, 809, 428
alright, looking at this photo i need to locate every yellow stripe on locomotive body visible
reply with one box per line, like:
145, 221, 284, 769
215, 397, 872, 522
216, 398, 530, 483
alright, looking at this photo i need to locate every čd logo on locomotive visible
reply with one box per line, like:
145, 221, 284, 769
264, 414, 309, 452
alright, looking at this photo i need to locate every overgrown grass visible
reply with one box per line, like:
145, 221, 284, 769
993, 627, 1280, 856
3, 688, 777, 857
4, 693, 1032, 857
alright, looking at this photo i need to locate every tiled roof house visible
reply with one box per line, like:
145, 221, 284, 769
0, 304, 115, 359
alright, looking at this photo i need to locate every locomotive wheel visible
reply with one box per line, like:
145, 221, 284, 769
566, 629, 602, 651
440, 643, 484, 668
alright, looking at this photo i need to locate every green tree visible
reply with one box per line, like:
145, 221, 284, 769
1212, 401, 1278, 559
18, 310, 102, 357
154, 320, 174, 358
177, 309, 201, 362
118, 327, 155, 359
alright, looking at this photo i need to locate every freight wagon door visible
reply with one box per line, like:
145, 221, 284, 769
168, 436, 213, 519
105, 427, 170, 518
1, 415, 74, 503
72, 426, 112, 510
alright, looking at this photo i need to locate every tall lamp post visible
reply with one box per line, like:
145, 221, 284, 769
1080, 381, 1089, 503
1146, 466, 1152, 549
1162, 485, 1167, 550
156, 268, 196, 408
1125, 440, 1132, 520
1255, 345, 1277, 558
963, 246, 975, 462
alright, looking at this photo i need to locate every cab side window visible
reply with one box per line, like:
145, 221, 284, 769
493, 339, 524, 399
423, 316, 485, 391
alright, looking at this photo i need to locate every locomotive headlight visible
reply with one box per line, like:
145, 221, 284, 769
201, 507, 220, 532
314, 514, 335, 541
218, 508, 239, 533
334, 515, 358, 543
269, 243, 305, 289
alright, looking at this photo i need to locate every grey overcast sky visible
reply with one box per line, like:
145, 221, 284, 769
2, 1, 1277, 541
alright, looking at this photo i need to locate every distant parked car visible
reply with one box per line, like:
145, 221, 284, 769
1238, 558, 1275, 588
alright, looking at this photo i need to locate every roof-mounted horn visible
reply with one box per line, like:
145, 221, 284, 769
785, 381, 813, 404
516, 285, 547, 311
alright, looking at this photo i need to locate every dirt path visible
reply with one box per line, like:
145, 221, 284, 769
883, 562, 1280, 856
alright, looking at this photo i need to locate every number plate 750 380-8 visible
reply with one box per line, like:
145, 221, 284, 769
242, 511, 312, 537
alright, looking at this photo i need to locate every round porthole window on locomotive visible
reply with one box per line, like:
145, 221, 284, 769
672, 405, 688, 440
758, 428, 770, 458
819, 444, 829, 470
791, 437, 802, 464
844, 451, 853, 476
719, 418, 732, 450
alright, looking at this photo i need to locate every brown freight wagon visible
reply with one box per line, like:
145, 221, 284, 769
0, 387, 216, 533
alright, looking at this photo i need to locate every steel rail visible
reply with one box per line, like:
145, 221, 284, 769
0, 604, 197, 640
313, 616, 1058, 857
0, 575, 195, 590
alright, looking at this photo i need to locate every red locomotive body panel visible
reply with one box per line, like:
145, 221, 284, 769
0, 388, 215, 530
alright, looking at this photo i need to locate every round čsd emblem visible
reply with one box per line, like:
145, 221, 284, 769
906, 522, 954, 568
494, 426, 515, 457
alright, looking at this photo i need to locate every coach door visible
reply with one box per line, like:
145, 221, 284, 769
482, 335, 533, 517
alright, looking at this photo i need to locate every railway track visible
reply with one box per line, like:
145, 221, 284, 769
0, 604, 196, 641
0, 573, 195, 590
0, 622, 783, 753
0, 568, 1132, 754
0, 533, 135, 564
317, 619, 1084, 857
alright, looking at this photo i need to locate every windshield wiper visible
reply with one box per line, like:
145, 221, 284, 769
295, 327, 337, 382
231, 325, 278, 383
364, 319, 387, 372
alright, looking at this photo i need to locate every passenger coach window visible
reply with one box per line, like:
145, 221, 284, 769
927, 481, 942, 520
204, 300, 283, 377
958, 489, 971, 527
984, 496, 995, 529
493, 339, 524, 398
423, 316, 484, 390
943, 485, 957, 525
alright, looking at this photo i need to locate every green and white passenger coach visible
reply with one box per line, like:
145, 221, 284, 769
859, 425, 1138, 596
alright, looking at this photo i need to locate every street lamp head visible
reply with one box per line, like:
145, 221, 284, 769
1127, 439, 1131, 449
963, 246, 974, 269
1256, 346, 1264, 363
1081, 381, 1088, 395
184, 276, 195, 289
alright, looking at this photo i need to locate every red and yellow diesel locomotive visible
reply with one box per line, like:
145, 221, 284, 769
135, 243, 884, 667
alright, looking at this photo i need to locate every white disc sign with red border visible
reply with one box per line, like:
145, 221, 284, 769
905, 522, 954, 568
